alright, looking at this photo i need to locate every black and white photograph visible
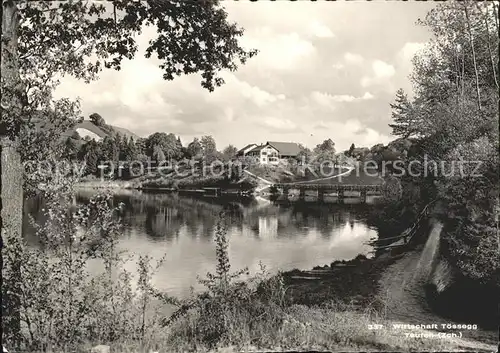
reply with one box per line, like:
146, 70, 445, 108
1, 0, 499, 352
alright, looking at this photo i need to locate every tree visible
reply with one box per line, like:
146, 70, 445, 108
125, 137, 139, 161
296, 144, 313, 164
313, 139, 336, 163
1, 0, 257, 142
388, 89, 422, 138
386, 1, 499, 286
62, 137, 78, 160
152, 144, 166, 163
89, 113, 106, 127
200, 135, 217, 162
101, 136, 119, 162
135, 137, 147, 157
145, 132, 181, 161
187, 138, 203, 159
71, 131, 81, 140
78, 140, 102, 175
348, 143, 355, 157
221, 145, 238, 161
1, 6, 256, 335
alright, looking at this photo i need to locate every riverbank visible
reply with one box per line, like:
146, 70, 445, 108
283, 253, 398, 309
98, 304, 496, 353
75, 179, 139, 190
74, 175, 257, 194
280, 244, 497, 350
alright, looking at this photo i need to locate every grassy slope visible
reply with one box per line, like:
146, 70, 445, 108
247, 163, 383, 186
62, 120, 140, 141
98, 305, 495, 353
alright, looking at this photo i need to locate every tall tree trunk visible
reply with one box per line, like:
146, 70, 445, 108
463, 4, 482, 111
476, 3, 499, 91
1, 0, 23, 348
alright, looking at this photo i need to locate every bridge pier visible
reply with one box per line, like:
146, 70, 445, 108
282, 186, 290, 200
360, 189, 367, 203
299, 188, 306, 201
337, 188, 344, 204
318, 189, 325, 203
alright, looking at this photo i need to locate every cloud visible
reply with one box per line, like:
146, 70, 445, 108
311, 119, 392, 150
241, 30, 316, 71
344, 52, 364, 65
372, 60, 396, 78
53, 1, 436, 150
310, 91, 375, 107
362, 92, 374, 100
259, 117, 300, 132
398, 42, 426, 61
309, 20, 334, 38
360, 60, 396, 87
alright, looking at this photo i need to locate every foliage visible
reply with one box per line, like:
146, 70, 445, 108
90, 113, 106, 127
2, 169, 177, 351
384, 0, 499, 284
296, 144, 314, 164
381, 176, 403, 204
186, 138, 203, 160
313, 139, 336, 163
221, 144, 238, 161
388, 89, 422, 138
347, 143, 355, 157
201, 135, 218, 163
163, 212, 288, 350
145, 132, 182, 161
2, 0, 257, 139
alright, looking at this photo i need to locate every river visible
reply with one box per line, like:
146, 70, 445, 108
23, 189, 380, 298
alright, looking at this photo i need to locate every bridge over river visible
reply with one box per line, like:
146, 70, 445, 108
269, 166, 384, 203
272, 183, 382, 203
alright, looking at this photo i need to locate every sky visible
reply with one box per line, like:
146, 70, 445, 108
55, 1, 436, 152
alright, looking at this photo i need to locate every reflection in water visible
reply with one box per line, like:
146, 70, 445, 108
24, 190, 379, 298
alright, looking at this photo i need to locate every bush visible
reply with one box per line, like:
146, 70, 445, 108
163, 212, 288, 350
2, 171, 174, 352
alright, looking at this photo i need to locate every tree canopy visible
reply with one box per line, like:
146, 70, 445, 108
387, 0, 499, 285
1, 0, 257, 141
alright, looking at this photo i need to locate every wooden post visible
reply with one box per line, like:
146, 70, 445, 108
299, 187, 306, 201
282, 186, 290, 200
337, 187, 344, 204
318, 189, 325, 203
360, 189, 367, 203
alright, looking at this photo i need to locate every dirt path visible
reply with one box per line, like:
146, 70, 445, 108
376, 248, 497, 350
245, 166, 355, 194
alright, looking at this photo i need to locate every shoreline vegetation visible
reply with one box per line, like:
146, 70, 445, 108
56, 188, 496, 353
2, 0, 498, 351
73, 164, 361, 193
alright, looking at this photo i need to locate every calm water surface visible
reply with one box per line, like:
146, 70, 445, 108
24, 190, 380, 298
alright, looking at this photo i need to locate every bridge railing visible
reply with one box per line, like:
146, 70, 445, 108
274, 183, 382, 191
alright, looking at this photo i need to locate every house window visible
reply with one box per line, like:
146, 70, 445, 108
262, 151, 267, 155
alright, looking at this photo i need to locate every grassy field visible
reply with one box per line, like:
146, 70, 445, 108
84, 302, 495, 353
246, 163, 383, 186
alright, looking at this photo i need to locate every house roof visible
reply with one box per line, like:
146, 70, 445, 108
237, 143, 257, 154
266, 141, 301, 156
246, 144, 266, 153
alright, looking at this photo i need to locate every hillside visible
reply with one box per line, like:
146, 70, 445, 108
63, 120, 139, 141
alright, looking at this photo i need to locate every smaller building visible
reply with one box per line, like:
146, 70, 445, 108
236, 143, 258, 157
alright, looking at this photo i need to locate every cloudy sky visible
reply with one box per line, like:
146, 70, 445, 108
55, 1, 436, 151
